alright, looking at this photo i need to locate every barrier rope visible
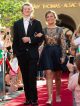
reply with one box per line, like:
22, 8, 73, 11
0, 56, 18, 75
6, 58, 19, 75
0, 58, 3, 65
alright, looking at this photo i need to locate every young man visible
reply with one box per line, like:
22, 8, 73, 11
13, 3, 44, 105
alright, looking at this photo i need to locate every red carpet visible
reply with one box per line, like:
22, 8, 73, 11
5, 73, 73, 106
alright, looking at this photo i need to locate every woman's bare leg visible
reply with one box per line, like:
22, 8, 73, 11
55, 70, 62, 102
46, 70, 54, 102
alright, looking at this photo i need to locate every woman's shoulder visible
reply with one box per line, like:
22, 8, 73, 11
43, 27, 47, 34
56, 26, 63, 33
43, 27, 47, 30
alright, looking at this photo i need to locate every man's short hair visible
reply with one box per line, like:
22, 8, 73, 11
21, 3, 33, 12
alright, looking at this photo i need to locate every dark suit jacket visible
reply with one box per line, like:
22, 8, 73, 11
13, 18, 44, 59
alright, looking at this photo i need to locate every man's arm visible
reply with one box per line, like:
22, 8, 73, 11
30, 20, 44, 45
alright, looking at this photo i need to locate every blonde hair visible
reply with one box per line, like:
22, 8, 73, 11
21, 2, 34, 17
22, 2, 33, 11
77, 24, 80, 34
76, 54, 80, 85
45, 10, 58, 20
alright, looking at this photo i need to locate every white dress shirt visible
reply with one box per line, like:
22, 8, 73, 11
23, 17, 30, 35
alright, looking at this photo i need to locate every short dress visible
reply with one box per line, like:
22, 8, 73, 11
39, 26, 66, 71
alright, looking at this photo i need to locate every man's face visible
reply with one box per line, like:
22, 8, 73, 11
22, 5, 32, 17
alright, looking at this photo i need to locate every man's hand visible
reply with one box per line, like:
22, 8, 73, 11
22, 37, 31, 43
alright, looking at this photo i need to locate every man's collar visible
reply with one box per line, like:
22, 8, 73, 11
23, 16, 31, 22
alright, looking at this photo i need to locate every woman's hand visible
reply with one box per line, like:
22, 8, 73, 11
67, 62, 75, 72
34, 33, 43, 37
60, 57, 65, 64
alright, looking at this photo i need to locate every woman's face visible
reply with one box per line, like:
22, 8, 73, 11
46, 13, 56, 25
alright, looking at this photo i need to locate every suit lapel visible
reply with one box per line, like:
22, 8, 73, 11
20, 19, 26, 36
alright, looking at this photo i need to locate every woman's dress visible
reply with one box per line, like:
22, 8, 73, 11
39, 26, 66, 71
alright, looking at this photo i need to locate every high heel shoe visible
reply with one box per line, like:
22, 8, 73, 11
56, 95, 61, 102
46, 98, 52, 105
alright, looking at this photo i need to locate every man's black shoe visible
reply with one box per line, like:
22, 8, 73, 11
23, 100, 31, 105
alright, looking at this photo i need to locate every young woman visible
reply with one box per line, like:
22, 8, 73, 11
36, 10, 66, 104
